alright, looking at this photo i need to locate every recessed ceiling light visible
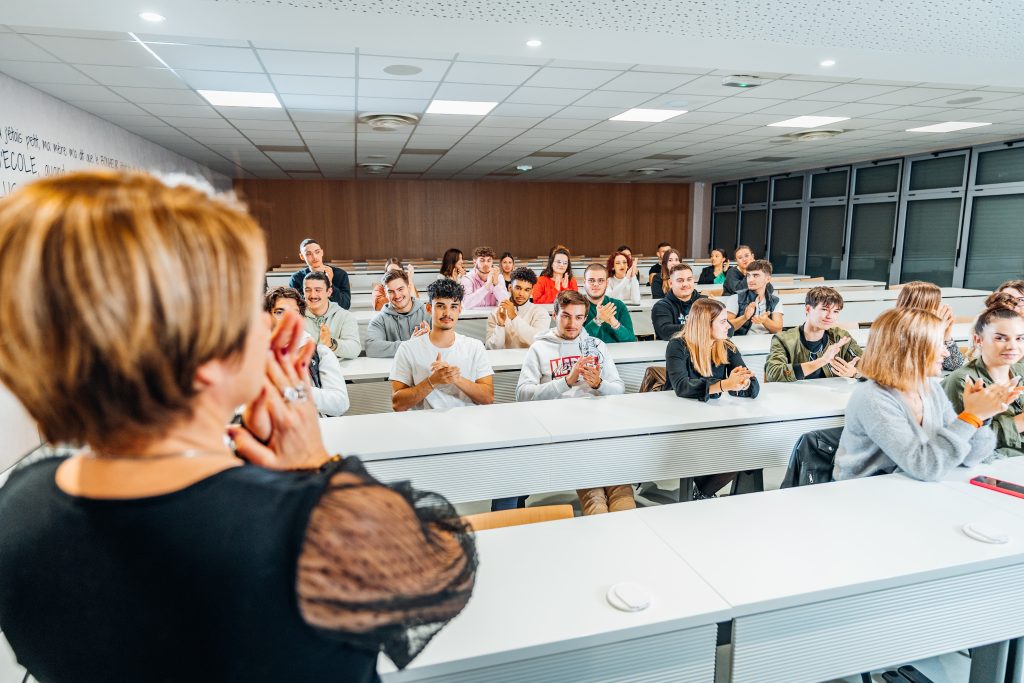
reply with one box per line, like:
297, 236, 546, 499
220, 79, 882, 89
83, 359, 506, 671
610, 108, 687, 123
768, 115, 850, 128
139, 11, 165, 22
516, 164, 533, 171
946, 96, 984, 105
907, 121, 992, 133
525, 39, 542, 47
198, 90, 281, 108
819, 59, 836, 67
383, 64, 422, 76
426, 100, 497, 115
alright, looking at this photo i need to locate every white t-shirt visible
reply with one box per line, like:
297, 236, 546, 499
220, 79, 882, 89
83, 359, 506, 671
745, 294, 782, 335
389, 333, 494, 410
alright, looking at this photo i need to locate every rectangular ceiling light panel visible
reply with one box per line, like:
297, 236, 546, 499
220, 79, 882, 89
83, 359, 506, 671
426, 100, 498, 115
198, 90, 281, 108
906, 121, 992, 133
767, 115, 850, 128
609, 108, 688, 122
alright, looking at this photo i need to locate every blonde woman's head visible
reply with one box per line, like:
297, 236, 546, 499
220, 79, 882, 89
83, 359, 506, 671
895, 281, 942, 313
0, 170, 268, 451
859, 307, 947, 391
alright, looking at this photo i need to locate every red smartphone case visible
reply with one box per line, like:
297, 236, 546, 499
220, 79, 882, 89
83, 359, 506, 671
970, 476, 1024, 499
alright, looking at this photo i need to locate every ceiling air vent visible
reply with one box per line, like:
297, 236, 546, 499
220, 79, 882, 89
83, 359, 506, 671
630, 167, 666, 176
783, 129, 845, 141
357, 113, 420, 132
358, 163, 393, 175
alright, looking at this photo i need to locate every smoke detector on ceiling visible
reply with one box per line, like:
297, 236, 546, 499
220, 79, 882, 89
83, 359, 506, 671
357, 113, 420, 132
630, 167, 666, 176
783, 129, 845, 141
358, 163, 393, 175
722, 75, 765, 88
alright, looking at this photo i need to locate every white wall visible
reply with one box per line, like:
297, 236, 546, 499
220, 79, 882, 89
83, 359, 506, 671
0, 73, 229, 470
0, 72, 227, 198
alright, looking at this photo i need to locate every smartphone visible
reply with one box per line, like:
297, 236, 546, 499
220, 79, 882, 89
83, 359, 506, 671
970, 475, 1024, 499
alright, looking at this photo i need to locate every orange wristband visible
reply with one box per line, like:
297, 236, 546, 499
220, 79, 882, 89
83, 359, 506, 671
958, 412, 984, 429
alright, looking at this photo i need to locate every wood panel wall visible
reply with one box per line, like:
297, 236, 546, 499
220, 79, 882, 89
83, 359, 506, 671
234, 179, 691, 265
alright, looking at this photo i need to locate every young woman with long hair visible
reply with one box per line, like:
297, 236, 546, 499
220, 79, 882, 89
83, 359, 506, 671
533, 245, 577, 304
650, 248, 681, 300
439, 248, 465, 281
895, 281, 965, 370
835, 307, 1007, 481
698, 247, 730, 285
605, 251, 641, 305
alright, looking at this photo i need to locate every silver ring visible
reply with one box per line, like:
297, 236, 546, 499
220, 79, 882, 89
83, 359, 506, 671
282, 385, 308, 403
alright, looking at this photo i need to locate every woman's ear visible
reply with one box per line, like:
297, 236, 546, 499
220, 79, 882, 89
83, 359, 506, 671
194, 357, 228, 391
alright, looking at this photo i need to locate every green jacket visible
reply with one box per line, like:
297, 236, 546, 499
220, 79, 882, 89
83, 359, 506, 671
584, 295, 636, 344
764, 325, 863, 382
943, 357, 1024, 457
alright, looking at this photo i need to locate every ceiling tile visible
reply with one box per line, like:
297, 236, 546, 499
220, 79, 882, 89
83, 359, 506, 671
551, 105, 621, 120
216, 106, 290, 120
573, 90, 660, 108
26, 36, 155, 67
109, 86, 206, 105
456, 53, 547, 66
159, 116, 233, 128
489, 102, 563, 117
234, 119, 297, 132
147, 44, 262, 72
71, 101, 150, 117
0, 60, 93, 84
140, 103, 221, 118
135, 33, 250, 48
33, 83, 124, 102
247, 131, 305, 145
358, 78, 437, 99
671, 75, 744, 97
700, 97, 785, 113
445, 61, 538, 85
289, 110, 356, 122
76, 65, 186, 89
271, 74, 355, 96
859, 87, 964, 106
860, 105, 950, 119
11, 26, 127, 40
809, 83, 905, 102
506, 86, 587, 105
433, 82, 516, 100
357, 97, 430, 112
734, 79, 837, 100
279, 94, 355, 110
257, 49, 354, 77
524, 67, 622, 89
598, 71, 698, 92
176, 69, 273, 92
393, 154, 441, 172
357, 55, 450, 81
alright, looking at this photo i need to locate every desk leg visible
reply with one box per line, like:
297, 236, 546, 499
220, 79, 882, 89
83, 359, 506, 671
970, 641, 1009, 683
1007, 638, 1022, 683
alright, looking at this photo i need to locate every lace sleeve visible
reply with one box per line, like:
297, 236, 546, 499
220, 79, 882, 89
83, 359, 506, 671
296, 457, 477, 669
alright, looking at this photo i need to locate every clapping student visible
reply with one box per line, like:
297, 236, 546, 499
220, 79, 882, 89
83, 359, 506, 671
606, 251, 641, 305
459, 246, 510, 309
895, 281, 964, 370
765, 286, 863, 382
648, 242, 672, 287
664, 297, 759, 498
944, 302, 1024, 456
265, 287, 350, 416
439, 248, 466, 281
517, 290, 629, 515
651, 263, 706, 341
365, 270, 431, 358
582, 263, 636, 343
698, 247, 730, 285
289, 237, 352, 309
722, 245, 755, 295
390, 279, 494, 411
302, 271, 361, 360
729, 259, 784, 335
372, 258, 419, 311
834, 307, 1003, 481
533, 246, 577, 304
485, 267, 551, 349
650, 248, 681, 300
499, 252, 516, 286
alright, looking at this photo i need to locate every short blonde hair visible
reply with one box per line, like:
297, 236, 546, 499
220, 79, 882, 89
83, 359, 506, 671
859, 307, 944, 391
676, 298, 735, 377
895, 281, 941, 313
0, 170, 266, 450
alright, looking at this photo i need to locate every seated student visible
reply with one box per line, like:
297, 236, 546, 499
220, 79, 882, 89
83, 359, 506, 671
533, 246, 577, 304
390, 279, 494, 411
372, 258, 419, 311
944, 302, 1024, 456
697, 247, 730, 285
289, 237, 351, 309
485, 267, 551, 349
988, 279, 1024, 315
650, 248, 681, 300
895, 281, 964, 371
606, 251, 641, 305
439, 248, 466, 281
722, 244, 755, 295
765, 286, 863, 382
517, 290, 629, 515
365, 270, 431, 358
648, 242, 672, 287
652, 263, 706, 341
460, 246, 510, 309
582, 263, 636, 343
834, 307, 1006, 481
302, 271, 361, 360
728, 259, 784, 335
664, 297, 758, 498
499, 252, 516, 286
265, 287, 350, 416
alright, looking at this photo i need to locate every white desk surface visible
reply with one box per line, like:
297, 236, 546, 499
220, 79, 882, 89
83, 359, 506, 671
694, 279, 885, 294
635, 472, 1024, 618
940, 458, 1024, 521
379, 512, 730, 679
322, 377, 857, 460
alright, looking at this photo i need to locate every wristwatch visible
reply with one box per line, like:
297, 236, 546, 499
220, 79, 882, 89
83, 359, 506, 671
329, 338, 338, 351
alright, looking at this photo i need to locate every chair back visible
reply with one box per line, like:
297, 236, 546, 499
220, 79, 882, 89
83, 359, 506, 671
639, 366, 668, 393
781, 426, 844, 488
463, 505, 574, 531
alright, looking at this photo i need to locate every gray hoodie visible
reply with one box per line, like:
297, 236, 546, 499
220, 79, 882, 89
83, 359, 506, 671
517, 328, 625, 401
365, 298, 431, 358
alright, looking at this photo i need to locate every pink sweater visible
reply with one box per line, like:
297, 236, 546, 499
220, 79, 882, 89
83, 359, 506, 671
459, 270, 510, 309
